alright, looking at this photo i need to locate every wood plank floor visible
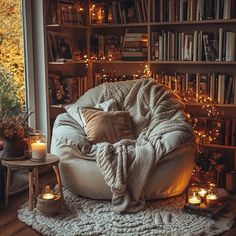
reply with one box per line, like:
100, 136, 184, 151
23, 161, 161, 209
0, 171, 235, 236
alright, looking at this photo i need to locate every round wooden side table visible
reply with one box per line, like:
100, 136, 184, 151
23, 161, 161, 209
1, 153, 64, 211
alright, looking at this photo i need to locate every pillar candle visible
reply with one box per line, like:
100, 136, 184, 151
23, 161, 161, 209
31, 141, 46, 159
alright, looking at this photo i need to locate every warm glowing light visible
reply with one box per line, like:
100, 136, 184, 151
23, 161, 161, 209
41, 185, 55, 200
198, 188, 207, 197
188, 193, 201, 205
206, 193, 218, 205
42, 193, 55, 200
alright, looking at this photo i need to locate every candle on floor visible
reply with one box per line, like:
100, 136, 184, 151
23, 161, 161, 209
206, 193, 218, 205
42, 192, 55, 200
41, 185, 55, 200
188, 193, 201, 205
198, 188, 207, 197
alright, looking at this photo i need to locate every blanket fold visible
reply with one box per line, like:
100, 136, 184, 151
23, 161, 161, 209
92, 78, 194, 213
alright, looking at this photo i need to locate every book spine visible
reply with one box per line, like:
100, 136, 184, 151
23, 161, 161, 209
193, 30, 198, 61
218, 74, 225, 104
223, 0, 231, 19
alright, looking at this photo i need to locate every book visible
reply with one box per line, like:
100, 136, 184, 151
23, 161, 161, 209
217, 74, 225, 104
223, 0, 231, 19
184, 34, 193, 61
202, 34, 216, 61
225, 32, 236, 61
184, 201, 229, 219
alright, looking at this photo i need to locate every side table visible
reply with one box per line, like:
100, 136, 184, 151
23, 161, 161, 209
1, 153, 64, 211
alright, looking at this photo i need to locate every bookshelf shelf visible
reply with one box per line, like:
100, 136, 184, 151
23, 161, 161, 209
46, 24, 88, 29
50, 104, 66, 109
150, 19, 236, 26
48, 61, 88, 65
91, 60, 147, 64
186, 103, 236, 108
150, 61, 236, 65
90, 23, 148, 28
205, 144, 236, 150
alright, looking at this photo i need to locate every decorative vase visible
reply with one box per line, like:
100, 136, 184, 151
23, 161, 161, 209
3, 139, 25, 157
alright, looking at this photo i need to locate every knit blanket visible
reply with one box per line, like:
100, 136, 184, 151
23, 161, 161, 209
90, 78, 194, 213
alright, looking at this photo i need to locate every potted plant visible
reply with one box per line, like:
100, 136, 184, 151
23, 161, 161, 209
0, 69, 23, 152
0, 110, 33, 157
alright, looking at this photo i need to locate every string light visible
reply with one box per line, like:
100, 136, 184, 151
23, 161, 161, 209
187, 96, 222, 152
143, 64, 152, 77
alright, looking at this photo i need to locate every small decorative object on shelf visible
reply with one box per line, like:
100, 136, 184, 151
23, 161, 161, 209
37, 185, 61, 217
29, 131, 47, 162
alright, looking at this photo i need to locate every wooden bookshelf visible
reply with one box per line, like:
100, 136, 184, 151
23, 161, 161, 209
150, 19, 236, 26
91, 60, 147, 64
44, 0, 236, 167
46, 24, 88, 29
150, 61, 236, 65
48, 60, 88, 65
90, 23, 148, 28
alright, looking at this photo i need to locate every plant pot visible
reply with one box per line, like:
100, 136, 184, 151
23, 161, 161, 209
3, 139, 25, 157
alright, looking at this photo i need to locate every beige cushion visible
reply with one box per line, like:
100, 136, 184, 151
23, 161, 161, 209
82, 109, 134, 144
65, 99, 118, 128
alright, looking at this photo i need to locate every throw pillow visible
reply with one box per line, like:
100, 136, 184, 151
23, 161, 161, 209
82, 109, 134, 144
65, 99, 117, 128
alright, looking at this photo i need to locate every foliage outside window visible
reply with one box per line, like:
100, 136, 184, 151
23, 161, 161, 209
0, 1, 25, 115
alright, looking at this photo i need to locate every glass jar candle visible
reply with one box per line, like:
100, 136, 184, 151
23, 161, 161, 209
206, 183, 218, 205
29, 130, 47, 161
187, 184, 201, 205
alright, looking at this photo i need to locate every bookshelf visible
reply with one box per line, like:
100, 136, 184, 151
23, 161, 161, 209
44, 0, 236, 169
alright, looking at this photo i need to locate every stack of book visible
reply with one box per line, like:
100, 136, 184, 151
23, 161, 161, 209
184, 201, 229, 219
152, 72, 236, 104
91, 34, 123, 60
49, 0, 86, 25
152, 29, 236, 61
122, 29, 148, 60
152, 0, 236, 22
90, 0, 148, 24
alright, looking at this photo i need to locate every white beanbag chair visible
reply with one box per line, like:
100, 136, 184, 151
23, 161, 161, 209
51, 78, 196, 200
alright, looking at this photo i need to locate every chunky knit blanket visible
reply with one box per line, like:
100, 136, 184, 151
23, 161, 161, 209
91, 78, 194, 213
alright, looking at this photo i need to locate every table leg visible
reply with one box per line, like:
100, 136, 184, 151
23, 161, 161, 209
34, 168, 39, 196
5, 166, 11, 208
28, 170, 34, 211
53, 164, 64, 204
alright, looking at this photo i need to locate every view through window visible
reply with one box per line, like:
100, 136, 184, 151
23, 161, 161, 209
0, 1, 25, 116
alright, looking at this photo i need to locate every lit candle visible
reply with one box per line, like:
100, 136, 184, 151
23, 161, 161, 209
31, 141, 46, 159
206, 193, 218, 205
198, 188, 207, 197
188, 193, 201, 205
42, 192, 55, 200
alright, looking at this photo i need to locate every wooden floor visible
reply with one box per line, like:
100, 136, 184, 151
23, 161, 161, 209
0, 172, 56, 236
0, 171, 235, 236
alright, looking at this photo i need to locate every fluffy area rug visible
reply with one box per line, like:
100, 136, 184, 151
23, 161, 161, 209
18, 188, 234, 236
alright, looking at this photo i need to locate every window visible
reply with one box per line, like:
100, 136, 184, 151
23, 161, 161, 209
0, 1, 25, 116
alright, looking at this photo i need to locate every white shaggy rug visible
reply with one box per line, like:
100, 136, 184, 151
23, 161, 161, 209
18, 189, 234, 236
